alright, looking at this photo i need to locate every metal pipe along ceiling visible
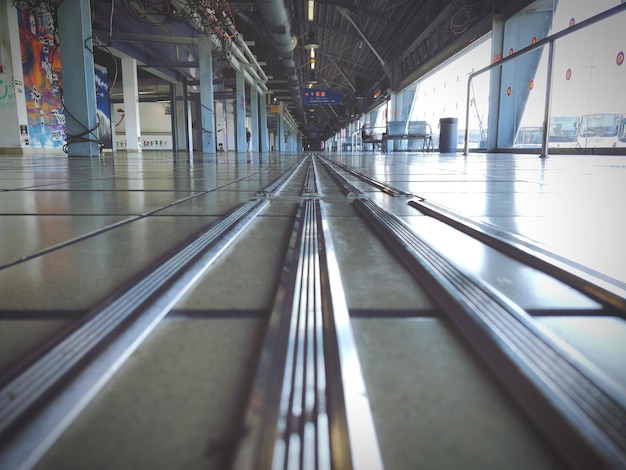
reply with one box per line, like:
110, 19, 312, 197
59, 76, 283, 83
257, 0, 306, 127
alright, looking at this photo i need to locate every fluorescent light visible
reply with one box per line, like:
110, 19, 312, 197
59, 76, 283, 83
308, 0, 315, 21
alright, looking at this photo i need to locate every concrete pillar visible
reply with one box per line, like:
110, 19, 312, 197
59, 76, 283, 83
57, 0, 99, 156
250, 84, 259, 152
214, 99, 225, 151
121, 57, 141, 151
173, 81, 192, 152
497, 9, 553, 148
226, 98, 235, 151
260, 92, 269, 152
278, 104, 284, 152
487, 15, 505, 152
235, 68, 246, 153
199, 35, 216, 154
385, 91, 398, 152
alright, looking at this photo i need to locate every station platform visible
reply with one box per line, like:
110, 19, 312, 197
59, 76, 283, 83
0, 149, 625, 469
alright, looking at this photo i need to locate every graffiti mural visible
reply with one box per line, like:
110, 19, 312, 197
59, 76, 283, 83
18, 9, 65, 148
95, 64, 112, 149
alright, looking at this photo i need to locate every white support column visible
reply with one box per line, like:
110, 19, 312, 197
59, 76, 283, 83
173, 82, 192, 152
57, 0, 99, 156
199, 35, 216, 154
488, 15, 505, 152
278, 104, 284, 152
250, 84, 259, 152
121, 57, 141, 151
0, 0, 28, 151
386, 91, 398, 152
260, 92, 269, 152
235, 68, 246, 153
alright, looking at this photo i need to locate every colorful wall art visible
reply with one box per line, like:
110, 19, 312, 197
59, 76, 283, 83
18, 9, 65, 149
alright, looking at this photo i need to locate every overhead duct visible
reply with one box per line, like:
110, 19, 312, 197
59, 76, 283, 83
257, 0, 306, 127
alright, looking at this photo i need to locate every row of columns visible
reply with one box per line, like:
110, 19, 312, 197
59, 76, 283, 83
0, 0, 306, 156
38, 0, 278, 157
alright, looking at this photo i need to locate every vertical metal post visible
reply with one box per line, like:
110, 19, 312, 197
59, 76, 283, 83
540, 40, 554, 158
464, 75, 472, 156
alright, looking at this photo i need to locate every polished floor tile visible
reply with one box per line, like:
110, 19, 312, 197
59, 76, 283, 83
352, 317, 562, 469
1, 149, 625, 469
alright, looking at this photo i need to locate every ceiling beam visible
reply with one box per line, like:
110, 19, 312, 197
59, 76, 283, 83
138, 61, 199, 68
93, 30, 198, 46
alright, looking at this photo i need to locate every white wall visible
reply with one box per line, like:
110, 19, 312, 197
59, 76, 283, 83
0, 0, 29, 150
112, 101, 172, 150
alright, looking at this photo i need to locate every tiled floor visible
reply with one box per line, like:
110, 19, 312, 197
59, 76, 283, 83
1, 149, 625, 469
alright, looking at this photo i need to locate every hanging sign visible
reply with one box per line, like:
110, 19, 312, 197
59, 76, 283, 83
301, 88, 343, 105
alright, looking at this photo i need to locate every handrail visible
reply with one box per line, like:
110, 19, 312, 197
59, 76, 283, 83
463, 2, 626, 156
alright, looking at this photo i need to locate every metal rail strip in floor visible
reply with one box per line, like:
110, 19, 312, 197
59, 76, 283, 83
0, 159, 309, 470
315, 155, 365, 198
318, 154, 625, 313
408, 197, 626, 314
302, 155, 320, 198
256, 156, 309, 197
0, 199, 269, 470
353, 197, 626, 469
317, 154, 413, 197
233, 159, 382, 470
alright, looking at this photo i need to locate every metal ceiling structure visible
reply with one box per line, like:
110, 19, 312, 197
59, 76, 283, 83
89, 0, 533, 141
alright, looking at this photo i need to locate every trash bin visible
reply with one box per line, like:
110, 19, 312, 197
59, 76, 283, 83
439, 117, 458, 153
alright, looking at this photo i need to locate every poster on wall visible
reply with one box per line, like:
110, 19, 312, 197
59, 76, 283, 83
18, 9, 65, 149
95, 64, 112, 149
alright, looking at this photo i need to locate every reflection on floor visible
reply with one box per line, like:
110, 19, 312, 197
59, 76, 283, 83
1, 149, 625, 469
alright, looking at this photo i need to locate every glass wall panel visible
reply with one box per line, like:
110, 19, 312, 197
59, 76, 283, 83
409, 36, 492, 150
550, 7, 626, 149
499, 0, 626, 150
332, 0, 623, 153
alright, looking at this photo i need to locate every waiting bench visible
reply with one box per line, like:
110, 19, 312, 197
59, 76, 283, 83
382, 120, 433, 152
361, 129, 383, 151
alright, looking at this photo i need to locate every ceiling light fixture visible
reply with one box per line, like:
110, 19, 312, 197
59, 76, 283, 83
308, 0, 315, 21
304, 30, 319, 50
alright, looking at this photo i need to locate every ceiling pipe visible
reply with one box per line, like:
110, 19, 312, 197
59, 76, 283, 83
256, 0, 306, 127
